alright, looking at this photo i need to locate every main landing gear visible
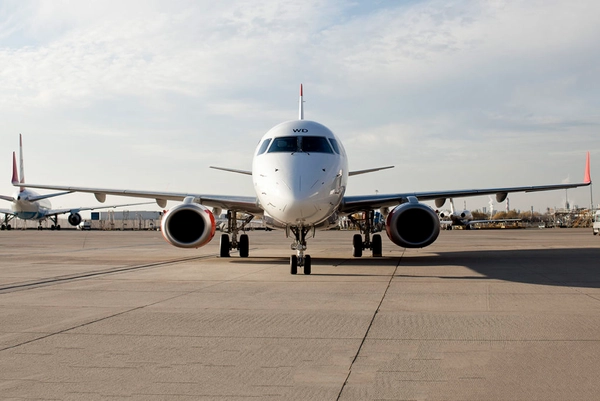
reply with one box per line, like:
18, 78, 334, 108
48, 215, 61, 231
349, 210, 383, 258
289, 226, 312, 275
219, 210, 253, 258
1, 214, 14, 230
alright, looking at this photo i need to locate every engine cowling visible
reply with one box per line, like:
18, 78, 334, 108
385, 202, 440, 248
68, 213, 82, 226
161, 203, 216, 248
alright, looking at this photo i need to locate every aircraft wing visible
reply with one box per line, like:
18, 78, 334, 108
341, 152, 591, 213
340, 181, 590, 214
16, 183, 263, 215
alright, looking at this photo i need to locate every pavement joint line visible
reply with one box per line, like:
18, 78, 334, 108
336, 248, 406, 401
0, 254, 219, 294
0, 258, 278, 353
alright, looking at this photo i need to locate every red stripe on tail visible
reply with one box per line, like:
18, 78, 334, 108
584, 151, 591, 184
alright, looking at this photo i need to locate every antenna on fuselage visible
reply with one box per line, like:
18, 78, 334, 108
299, 84, 304, 120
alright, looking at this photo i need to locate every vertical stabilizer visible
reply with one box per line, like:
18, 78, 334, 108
19, 134, 25, 185
11, 151, 19, 186
449, 198, 455, 214
298, 84, 304, 120
584, 151, 591, 184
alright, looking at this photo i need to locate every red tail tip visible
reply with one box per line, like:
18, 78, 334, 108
300, 84, 303, 97
11, 152, 18, 185
584, 151, 591, 184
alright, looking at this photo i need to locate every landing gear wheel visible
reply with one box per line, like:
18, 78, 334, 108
303, 255, 312, 275
219, 234, 230, 257
50, 225, 55, 231
7, 224, 12, 230
372, 234, 382, 257
290, 255, 298, 275
352, 234, 363, 257
239, 234, 249, 258
56, 225, 61, 230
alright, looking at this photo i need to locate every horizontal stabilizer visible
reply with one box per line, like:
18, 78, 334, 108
0, 194, 15, 202
27, 191, 74, 202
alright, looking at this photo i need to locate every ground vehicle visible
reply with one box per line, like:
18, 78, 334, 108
593, 210, 600, 235
77, 221, 91, 231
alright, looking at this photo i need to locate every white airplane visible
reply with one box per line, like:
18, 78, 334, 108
17, 85, 591, 274
437, 198, 520, 230
438, 199, 474, 229
1, 135, 150, 230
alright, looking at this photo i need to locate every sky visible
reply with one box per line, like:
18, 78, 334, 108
1, 0, 599, 217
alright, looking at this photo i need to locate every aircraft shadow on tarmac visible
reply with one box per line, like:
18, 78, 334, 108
395, 248, 600, 288
230, 248, 600, 288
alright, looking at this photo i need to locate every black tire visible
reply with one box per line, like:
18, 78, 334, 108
304, 255, 312, 275
290, 255, 298, 275
239, 234, 249, 258
352, 234, 363, 257
56, 225, 61, 230
6, 224, 11, 230
50, 225, 55, 231
219, 234, 230, 257
372, 234, 382, 257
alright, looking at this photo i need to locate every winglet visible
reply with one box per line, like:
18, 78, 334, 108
11, 151, 19, 186
584, 151, 591, 184
298, 84, 304, 120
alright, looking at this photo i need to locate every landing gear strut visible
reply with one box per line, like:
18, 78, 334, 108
289, 226, 312, 275
349, 210, 383, 257
49, 215, 61, 231
1, 214, 14, 230
219, 210, 253, 258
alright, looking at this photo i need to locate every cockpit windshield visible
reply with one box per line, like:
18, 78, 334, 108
267, 136, 334, 154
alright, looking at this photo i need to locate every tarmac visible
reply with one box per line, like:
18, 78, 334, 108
1, 227, 600, 400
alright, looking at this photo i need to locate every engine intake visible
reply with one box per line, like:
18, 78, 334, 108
68, 213, 82, 226
385, 202, 440, 248
161, 203, 216, 248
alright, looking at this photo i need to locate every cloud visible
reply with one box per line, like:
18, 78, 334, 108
0, 0, 598, 212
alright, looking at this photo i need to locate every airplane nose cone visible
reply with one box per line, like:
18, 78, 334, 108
277, 175, 322, 221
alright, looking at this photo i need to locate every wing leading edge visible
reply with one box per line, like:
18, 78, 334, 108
16, 183, 262, 215
340, 153, 591, 214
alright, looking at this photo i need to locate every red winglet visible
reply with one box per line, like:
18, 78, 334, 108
300, 83, 303, 96
11, 151, 19, 185
584, 151, 591, 184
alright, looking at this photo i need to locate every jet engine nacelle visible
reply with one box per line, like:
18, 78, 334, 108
385, 202, 441, 248
68, 212, 82, 226
160, 203, 216, 248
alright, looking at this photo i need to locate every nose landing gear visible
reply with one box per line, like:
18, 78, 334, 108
289, 226, 312, 275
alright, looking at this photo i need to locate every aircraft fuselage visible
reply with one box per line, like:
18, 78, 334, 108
11, 189, 51, 220
252, 120, 348, 227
